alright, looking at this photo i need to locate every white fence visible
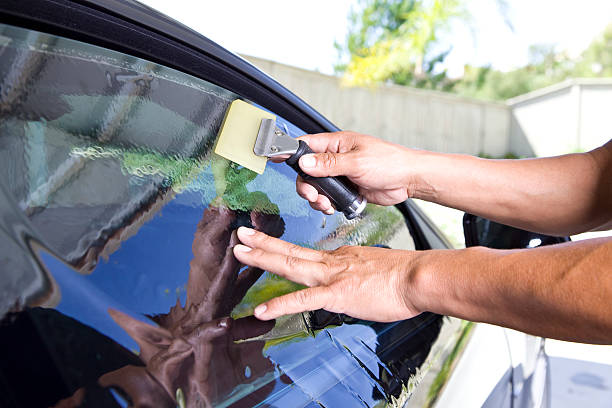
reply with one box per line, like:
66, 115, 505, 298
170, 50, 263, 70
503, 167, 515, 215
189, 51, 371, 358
508, 79, 612, 157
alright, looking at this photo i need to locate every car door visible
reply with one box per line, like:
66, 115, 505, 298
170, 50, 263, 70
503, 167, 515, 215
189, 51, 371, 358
0, 1, 506, 407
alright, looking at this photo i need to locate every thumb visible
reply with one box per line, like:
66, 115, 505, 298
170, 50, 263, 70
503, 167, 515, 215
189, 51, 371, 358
298, 151, 354, 177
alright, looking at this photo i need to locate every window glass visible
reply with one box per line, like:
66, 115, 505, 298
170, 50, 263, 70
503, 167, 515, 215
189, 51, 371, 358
0, 23, 443, 408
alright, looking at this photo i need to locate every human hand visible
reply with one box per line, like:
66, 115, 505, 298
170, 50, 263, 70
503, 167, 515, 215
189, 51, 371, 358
232, 226, 426, 322
103, 206, 285, 407
295, 131, 420, 214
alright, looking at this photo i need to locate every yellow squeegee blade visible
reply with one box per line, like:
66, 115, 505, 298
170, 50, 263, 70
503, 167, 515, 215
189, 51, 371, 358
214, 99, 275, 174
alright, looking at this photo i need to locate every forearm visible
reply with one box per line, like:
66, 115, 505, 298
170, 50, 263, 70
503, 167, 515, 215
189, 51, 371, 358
413, 237, 612, 344
408, 140, 612, 235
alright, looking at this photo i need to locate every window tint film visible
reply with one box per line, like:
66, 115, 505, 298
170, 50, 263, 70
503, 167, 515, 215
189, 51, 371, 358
0, 23, 461, 407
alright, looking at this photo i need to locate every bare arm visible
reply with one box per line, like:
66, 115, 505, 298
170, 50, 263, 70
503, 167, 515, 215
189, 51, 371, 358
412, 139, 612, 235
416, 237, 612, 344
296, 133, 612, 236
233, 228, 612, 344
235, 134, 612, 344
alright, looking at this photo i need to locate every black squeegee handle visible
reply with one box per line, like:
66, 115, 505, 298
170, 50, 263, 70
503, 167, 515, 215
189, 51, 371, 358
286, 140, 366, 220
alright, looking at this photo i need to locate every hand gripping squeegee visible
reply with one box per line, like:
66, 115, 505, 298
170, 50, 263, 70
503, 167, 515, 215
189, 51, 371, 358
214, 100, 366, 219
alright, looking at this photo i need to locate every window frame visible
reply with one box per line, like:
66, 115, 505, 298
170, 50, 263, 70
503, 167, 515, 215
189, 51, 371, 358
0, 0, 337, 135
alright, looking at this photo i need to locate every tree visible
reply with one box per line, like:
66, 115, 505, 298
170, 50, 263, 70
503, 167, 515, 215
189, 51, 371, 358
454, 22, 612, 101
335, 0, 466, 90
337, 1, 612, 100
455, 45, 572, 100
575, 23, 612, 77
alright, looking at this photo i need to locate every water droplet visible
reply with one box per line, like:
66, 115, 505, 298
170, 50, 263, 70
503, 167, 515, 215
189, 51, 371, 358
176, 388, 186, 408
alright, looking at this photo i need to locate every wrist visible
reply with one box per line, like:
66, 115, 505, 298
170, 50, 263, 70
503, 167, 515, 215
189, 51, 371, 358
413, 246, 503, 320
398, 248, 448, 315
406, 247, 485, 315
401, 149, 443, 201
405, 249, 445, 314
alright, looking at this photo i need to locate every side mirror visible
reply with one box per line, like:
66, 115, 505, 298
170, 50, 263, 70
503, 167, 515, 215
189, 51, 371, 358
463, 213, 570, 249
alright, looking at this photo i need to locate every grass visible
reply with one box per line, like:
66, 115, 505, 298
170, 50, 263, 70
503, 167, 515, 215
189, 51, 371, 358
425, 320, 474, 407
477, 152, 521, 159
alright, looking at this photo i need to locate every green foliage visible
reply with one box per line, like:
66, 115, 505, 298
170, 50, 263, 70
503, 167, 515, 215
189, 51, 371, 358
455, 51, 569, 101
72, 144, 279, 214
71, 144, 206, 190
211, 155, 280, 214
425, 321, 474, 407
455, 23, 612, 101
336, 0, 466, 90
232, 277, 305, 319
122, 150, 204, 189
477, 151, 520, 160
574, 23, 612, 77
338, 1, 612, 101
359, 203, 404, 246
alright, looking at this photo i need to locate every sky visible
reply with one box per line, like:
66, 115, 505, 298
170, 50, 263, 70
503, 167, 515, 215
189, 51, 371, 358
139, 0, 612, 78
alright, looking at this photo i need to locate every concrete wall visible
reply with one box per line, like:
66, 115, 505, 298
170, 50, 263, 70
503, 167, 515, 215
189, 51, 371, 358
508, 79, 612, 157
245, 56, 612, 158
244, 55, 511, 157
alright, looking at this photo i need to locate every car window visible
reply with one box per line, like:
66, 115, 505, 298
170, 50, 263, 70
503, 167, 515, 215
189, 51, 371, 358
0, 23, 469, 408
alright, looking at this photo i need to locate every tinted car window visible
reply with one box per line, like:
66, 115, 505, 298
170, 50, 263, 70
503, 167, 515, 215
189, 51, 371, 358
0, 23, 461, 408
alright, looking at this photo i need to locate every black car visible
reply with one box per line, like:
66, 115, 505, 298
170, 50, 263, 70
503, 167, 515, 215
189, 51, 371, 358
0, 1, 558, 407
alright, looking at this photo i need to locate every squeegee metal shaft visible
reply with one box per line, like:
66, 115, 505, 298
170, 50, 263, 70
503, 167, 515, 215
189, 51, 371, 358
254, 119, 366, 219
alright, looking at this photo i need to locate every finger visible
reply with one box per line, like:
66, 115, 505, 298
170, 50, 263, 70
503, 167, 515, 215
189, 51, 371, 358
298, 151, 355, 178
232, 245, 325, 287
236, 227, 322, 261
297, 177, 335, 214
296, 176, 318, 202
297, 132, 357, 154
309, 194, 334, 214
253, 287, 333, 320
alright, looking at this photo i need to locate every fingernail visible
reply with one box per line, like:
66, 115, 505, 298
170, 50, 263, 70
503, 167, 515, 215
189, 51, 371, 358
254, 304, 267, 317
238, 226, 255, 236
234, 244, 252, 253
300, 154, 316, 168
324, 208, 334, 215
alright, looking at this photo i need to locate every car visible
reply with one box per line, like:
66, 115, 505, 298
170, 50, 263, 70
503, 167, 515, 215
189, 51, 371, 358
0, 1, 562, 407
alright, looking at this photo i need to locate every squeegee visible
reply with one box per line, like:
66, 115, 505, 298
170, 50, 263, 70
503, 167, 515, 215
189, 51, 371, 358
214, 100, 366, 219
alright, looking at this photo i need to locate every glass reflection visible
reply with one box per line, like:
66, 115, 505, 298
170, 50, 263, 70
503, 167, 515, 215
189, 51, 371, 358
0, 23, 451, 408
57, 205, 284, 407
